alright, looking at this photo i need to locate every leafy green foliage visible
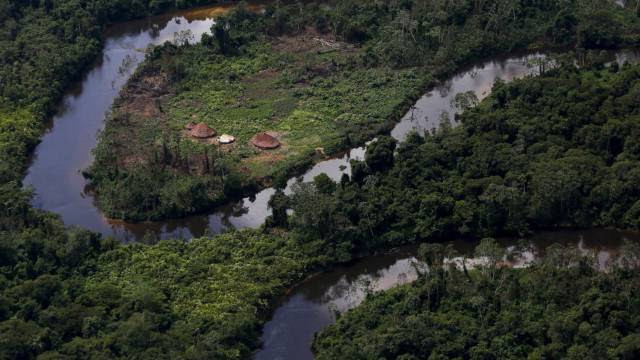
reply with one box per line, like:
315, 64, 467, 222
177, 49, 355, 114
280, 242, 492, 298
87, 0, 640, 221
72, 231, 310, 359
313, 242, 640, 360
0, 211, 317, 359
287, 63, 640, 257
365, 136, 397, 172
266, 189, 289, 228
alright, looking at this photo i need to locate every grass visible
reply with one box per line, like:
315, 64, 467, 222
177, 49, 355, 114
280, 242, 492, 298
88, 32, 425, 221
165, 40, 418, 177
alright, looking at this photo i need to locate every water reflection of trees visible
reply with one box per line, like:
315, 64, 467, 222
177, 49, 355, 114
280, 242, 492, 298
315, 232, 638, 313
319, 261, 417, 314
215, 197, 251, 230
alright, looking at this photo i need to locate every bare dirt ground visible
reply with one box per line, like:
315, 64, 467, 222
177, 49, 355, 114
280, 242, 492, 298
271, 27, 351, 54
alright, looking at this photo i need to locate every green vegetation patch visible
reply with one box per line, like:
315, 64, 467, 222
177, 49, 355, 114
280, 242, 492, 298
278, 62, 640, 261
87, 0, 640, 222
88, 21, 423, 221
313, 241, 640, 359
0, 220, 318, 359
0, 104, 41, 184
79, 231, 311, 358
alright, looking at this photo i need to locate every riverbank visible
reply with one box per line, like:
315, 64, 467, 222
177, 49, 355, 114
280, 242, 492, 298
84, 0, 640, 222
259, 229, 640, 360
312, 237, 640, 359
85, 24, 424, 221
282, 60, 640, 262
1, 0, 227, 192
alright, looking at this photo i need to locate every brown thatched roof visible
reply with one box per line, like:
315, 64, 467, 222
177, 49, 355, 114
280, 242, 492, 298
190, 122, 216, 138
186, 122, 197, 130
251, 132, 280, 149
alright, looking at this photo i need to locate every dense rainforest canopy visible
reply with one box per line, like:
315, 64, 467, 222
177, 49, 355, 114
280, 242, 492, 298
281, 62, 640, 261
313, 240, 640, 360
0, 0, 215, 201
0, 0, 214, 112
1, 0, 640, 359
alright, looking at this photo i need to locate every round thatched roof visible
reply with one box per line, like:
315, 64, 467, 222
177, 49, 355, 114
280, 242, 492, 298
251, 133, 280, 149
186, 122, 197, 130
190, 122, 216, 138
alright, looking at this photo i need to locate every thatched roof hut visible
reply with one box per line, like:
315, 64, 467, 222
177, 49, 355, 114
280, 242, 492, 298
186, 122, 197, 130
251, 132, 280, 149
190, 122, 216, 138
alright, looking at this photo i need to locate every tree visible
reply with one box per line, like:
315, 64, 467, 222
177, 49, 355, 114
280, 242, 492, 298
0, 319, 46, 359
266, 189, 289, 228
451, 91, 479, 112
212, 19, 232, 55
313, 173, 337, 195
365, 136, 397, 172
474, 238, 505, 279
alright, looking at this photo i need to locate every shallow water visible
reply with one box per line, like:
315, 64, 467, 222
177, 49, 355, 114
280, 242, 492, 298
255, 228, 640, 360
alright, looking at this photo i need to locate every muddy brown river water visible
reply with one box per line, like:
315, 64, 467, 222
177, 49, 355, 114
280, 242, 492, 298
20, 3, 640, 359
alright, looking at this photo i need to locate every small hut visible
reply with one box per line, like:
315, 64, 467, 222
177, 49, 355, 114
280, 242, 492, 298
186, 122, 197, 130
251, 132, 280, 149
190, 122, 216, 138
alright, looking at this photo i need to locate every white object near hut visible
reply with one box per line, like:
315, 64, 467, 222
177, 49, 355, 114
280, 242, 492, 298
219, 134, 235, 144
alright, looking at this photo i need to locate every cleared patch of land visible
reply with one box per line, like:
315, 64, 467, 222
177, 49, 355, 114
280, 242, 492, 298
87, 30, 423, 221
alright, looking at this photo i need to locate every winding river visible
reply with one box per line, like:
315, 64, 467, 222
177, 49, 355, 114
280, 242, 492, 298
23, 3, 267, 241
20, 3, 640, 359
255, 229, 640, 360
23, 3, 640, 241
